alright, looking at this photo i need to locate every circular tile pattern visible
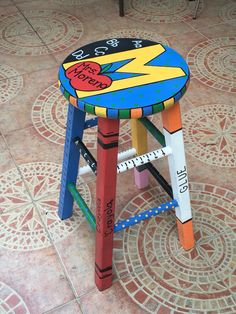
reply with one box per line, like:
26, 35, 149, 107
104, 29, 169, 45
0, 10, 83, 56
183, 104, 236, 167
0, 162, 91, 251
114, 183, 236, 313
187, 37, 236, 93
0, 31, 49, 56
0, 281, 30, 313
219, 1, 236, 26
124, 0, 203, 23
32, 83, 143, 148
0, 13, 33, 37
0, 65, 23, 104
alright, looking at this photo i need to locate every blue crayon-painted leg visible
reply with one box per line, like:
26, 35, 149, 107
58, 103, 86, 220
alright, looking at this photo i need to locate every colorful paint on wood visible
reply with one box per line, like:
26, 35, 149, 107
58, 38, 190, 119
95, 117, 120, 290
130, 119, 149, 189
162, 103, 195, 250
58, 38, 194, 292
58, 104, 86, 220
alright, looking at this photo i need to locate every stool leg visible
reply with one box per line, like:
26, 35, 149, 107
161, 103, 195, 250
130, 119, 149, 189
58, 104, 86, 220
95, 117, 120, 291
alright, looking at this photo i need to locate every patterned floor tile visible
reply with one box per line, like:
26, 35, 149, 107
0, 0, 14, 6
183, 103, 236, 167
0, 8, 34, 38
113, 182, 236, 313
123, 0, 204, 23
0, 281, 30, 313
0, 65, 23, 105
0, 29, 52, 56
0, 162, 91, 250
0, 34, 57, 76
0, 0, 235, 312
31, 82, 146, 150
53, 222, 96, 297
52, 0, 96, 5
79, 281, 146, 314
185, 0, 225, 30
219, 0, 236, 26
0, 135, 16, 173
196, 21, 236, 39
104, 28, 169, 45
167, 30, 206, 58
187, 37, 236, 93
4, 125, 65, 165
19, 9, 83, 54
184, 77, 235, 109
0, 67, 58, 134
0, 247, 75, 313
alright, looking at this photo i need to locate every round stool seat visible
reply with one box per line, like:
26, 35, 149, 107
58, 38, 190, 119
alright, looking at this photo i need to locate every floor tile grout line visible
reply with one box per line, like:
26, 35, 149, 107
14, 4, 57, 58
1, 132, 80, 299
0, 73, 24, 83
42, 298, 78, 314
0, 64, 59, 86
14, 4, 77, 66
0, 29, 36, 40
12, 2, 36, 33
30, 199, 80, 301
184, 19, 230, 36
182, 20, 210, 40
0, 137, 96, 303
53, 241, 80, 299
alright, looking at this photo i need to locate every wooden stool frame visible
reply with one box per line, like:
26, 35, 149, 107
58, 38, 195, 291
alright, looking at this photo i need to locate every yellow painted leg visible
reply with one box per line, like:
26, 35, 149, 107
130, 119, 149, 189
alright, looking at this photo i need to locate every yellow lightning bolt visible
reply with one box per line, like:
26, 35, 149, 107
62, 44, 186, 98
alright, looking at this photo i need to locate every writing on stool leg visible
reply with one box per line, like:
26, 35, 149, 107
177, 166, 188, 193
104, 200, 114, 237
96, 198, 101, 233
96, 198, 114, 236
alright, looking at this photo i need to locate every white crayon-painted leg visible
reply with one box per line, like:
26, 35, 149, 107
162, 103, 195, 250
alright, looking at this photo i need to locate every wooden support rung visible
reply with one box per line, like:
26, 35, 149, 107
145, 162, 173, 199
78, 148, 136, 175
117, 146, 172, 174
67, 183, 96, 231
74, 137, 97, 175
139, 117, 166, 147
68, 182, 178, 234
114, 199, 178, 233
84, 117, 98, 129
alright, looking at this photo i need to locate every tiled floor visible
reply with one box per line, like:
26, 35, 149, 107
0, 0, 236, 313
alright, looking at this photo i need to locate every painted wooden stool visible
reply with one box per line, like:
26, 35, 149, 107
58, 38, 195, 291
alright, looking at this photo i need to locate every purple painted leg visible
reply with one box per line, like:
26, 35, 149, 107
134, 168, 149, 189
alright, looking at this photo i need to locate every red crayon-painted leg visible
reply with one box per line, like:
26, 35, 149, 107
95, 117, 120, 291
